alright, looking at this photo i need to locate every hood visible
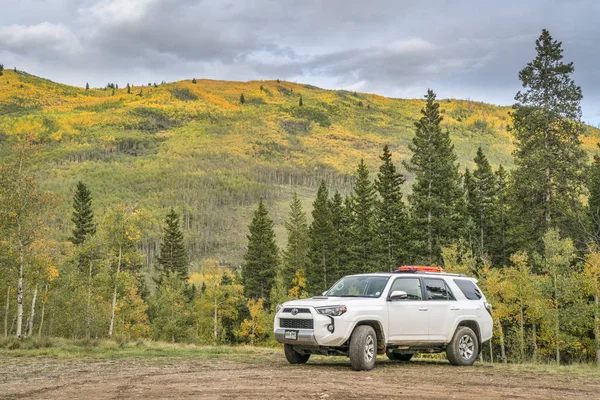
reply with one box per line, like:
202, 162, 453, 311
281, 296, 380, 308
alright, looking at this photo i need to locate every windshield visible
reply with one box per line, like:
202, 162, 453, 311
325, 276, 390, 298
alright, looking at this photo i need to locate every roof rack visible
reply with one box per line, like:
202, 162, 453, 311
394, 265, 467, 277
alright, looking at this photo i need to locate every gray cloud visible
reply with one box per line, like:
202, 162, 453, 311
1, 0, 599, 125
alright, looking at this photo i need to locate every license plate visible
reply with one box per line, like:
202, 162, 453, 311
284, 330, 297, 340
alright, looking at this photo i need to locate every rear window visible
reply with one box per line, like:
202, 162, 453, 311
453, 279, 483, 300
423, 278, 454, 300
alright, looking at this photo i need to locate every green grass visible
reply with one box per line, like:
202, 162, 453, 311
0, 337, 280, 361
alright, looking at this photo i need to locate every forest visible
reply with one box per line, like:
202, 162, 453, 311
1, 29, 600, 366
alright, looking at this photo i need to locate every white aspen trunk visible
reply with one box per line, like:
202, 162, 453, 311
519, 293, 525, 362
489, 339, 494, 363
213, 293, 218, 344
532, 322, 538, 363
16, 239, 24, 339
595, 292, 599, 367
108, 246, 122, 338
554, 275, 560, 365
4, 286, 9, 337
27, 283, 38, 337
38, 284, 48, 337
497, 320, 506, 363
86, 259, 93, 339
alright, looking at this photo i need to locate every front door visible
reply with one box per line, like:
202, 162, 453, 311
386, 277, 429, 343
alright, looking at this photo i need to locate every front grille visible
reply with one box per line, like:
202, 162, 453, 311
282, 308, 311, 314
280, 318, 314, 329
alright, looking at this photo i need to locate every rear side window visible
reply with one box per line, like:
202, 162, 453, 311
423, 278, 454, 300
453, 279, 483, 300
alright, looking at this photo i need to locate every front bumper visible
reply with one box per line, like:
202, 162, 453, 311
274, 329, 318, 345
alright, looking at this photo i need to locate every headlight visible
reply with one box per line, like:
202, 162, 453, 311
275, 304, 284, 313
316, 305, 347, 317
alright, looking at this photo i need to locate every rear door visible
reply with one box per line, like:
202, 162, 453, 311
423, 278, 459, 342
386, 277, 429, 343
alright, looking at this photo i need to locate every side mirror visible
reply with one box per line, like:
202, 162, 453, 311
389, 290, 408, 301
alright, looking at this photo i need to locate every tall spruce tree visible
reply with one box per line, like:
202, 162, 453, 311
493, 165, 510, 266
469, 147, 497, 260
349, 159, 377, 273
156, 209, 188, 282
463, 168, 476, 253
243, 199, 279, 301
510, 29, 586, 253
404, 89, 463, 265
306, 180, 334, 295
281, 193, 309, 288
329, 191, 351, 280
587, 152, 600, 246
70, 181, 96, 245
375, 145, 408, 271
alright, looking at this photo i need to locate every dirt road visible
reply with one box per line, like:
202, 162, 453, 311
1, 355, 599, 399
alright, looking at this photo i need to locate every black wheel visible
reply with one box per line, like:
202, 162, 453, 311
386, 350, 413, 362
349, 325, 377, 371
446, 327, 479, 366
284, 344, 310, 364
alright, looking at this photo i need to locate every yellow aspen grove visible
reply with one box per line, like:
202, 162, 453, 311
584, 247, 600, 366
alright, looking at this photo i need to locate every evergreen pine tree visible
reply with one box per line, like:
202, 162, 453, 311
299, 96, 303, 106
0, 64, 3, 76
587, 152, 600, 246
404, 89, 463, 264
510, 29, 586, 253
306, 180, 335, 295
281, 193, 308, 288
156, 209, 188, 282
127, 83, 131, 94
240, 93, 245, 104
329, 191, 351, 280
374, 145, 408, 271
70, 181, 96, 245
192, 78, 197, 84
463, 168, 477, 254
493, 165, 510, 266
243, 199, 279, 302
469, 147, 497, 260
85, 82, 89, 91
349, 159, 377, 273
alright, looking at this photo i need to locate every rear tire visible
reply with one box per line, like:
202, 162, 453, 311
446, 327, 479, 366
349, 325, 377, 371
386, 350, 413, 362
284, 344, 310, 364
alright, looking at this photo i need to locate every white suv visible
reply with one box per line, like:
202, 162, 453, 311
274, 271, 493, 370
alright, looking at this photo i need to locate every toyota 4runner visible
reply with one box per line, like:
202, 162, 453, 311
274, 269, 493, 370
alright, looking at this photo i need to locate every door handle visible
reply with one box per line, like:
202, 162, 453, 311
450, 307, 460, 311
418, 307, 428, 311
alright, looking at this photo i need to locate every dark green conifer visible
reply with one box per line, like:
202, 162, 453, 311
243, 199, 279, 302
510, 29, 586, 253
282, 193, 308, 288
404, 89, 463, 264
469, 147, 497, 259
127, 83, 131, 94
299, 96, 303, 106
329, 191, 351, 280
374, 145, 408, 271
156, 209, 189, 282
349, 159, 377, 273
70, 182, 96, 245
192, 78, 197, 84
240, 93, 245, 104
85, 82, 89, 91
306, 180, 334, 295
587, 152, 600, 246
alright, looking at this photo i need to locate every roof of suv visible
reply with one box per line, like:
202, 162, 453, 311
348, 272, 477, 281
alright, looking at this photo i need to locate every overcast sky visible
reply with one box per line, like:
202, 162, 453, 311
2, 0, 599, 125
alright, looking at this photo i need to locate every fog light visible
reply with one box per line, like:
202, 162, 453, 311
327, 324, 334, 333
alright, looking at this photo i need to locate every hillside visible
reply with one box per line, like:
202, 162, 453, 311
1, 69, 599, 268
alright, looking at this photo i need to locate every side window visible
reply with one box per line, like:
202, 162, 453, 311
424, 278, 454, 301
453, 279, 483, 300
389, 278, 422, 300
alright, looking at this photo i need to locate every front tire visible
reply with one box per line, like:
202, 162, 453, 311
386, 350, 413, 362
446, 327, 479, 366
349, 325, 377, 371
284, 344, 310, 364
